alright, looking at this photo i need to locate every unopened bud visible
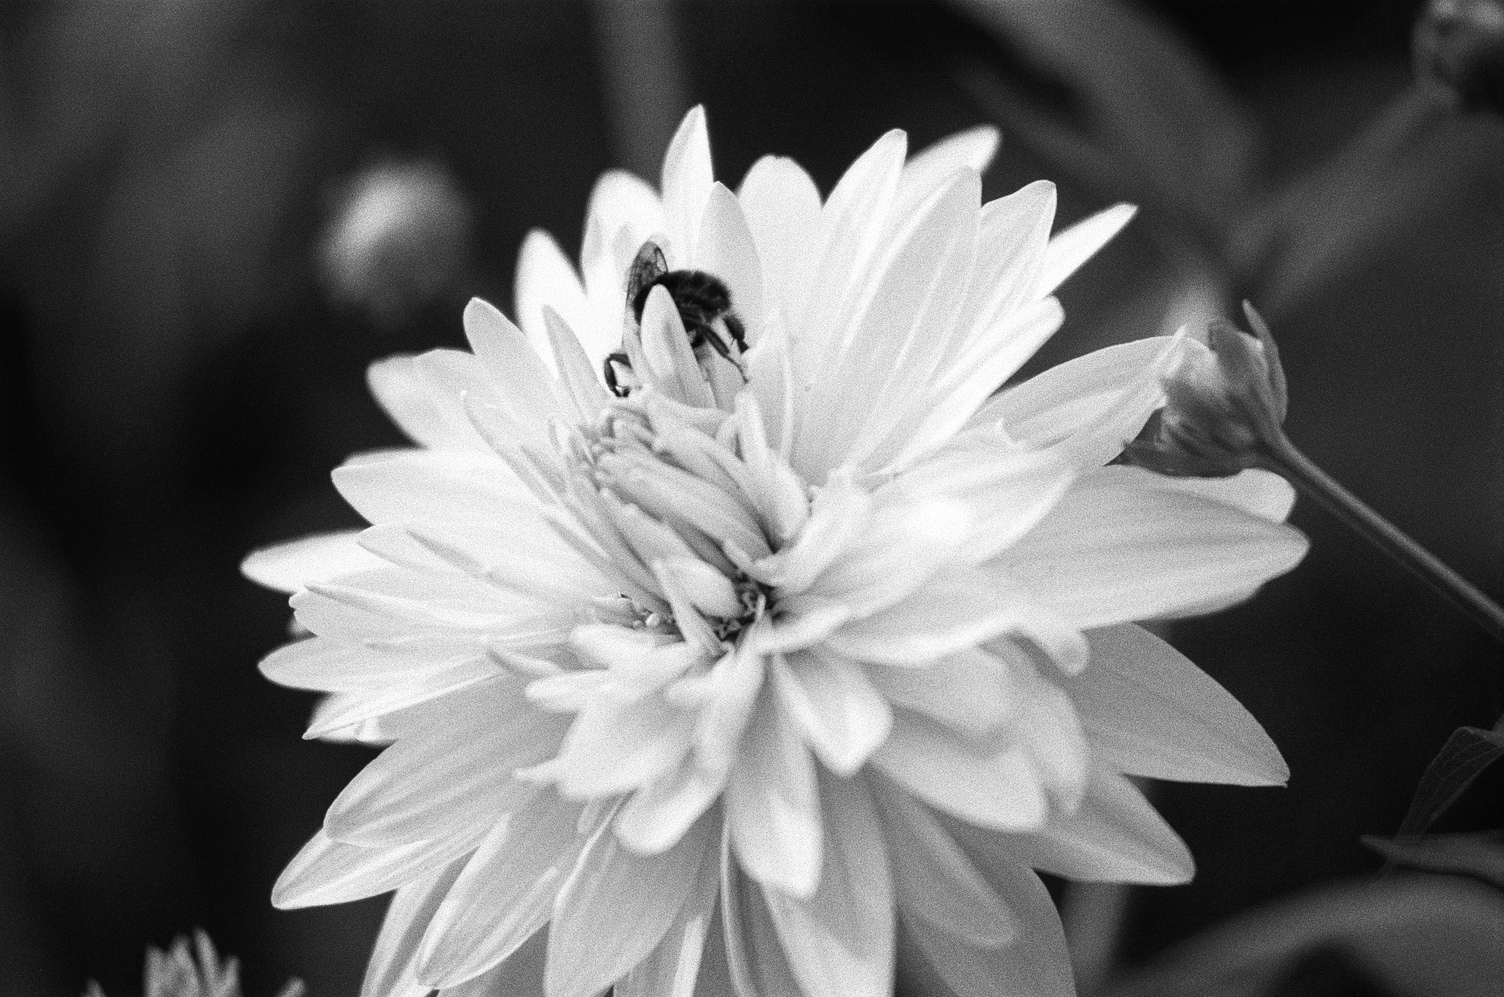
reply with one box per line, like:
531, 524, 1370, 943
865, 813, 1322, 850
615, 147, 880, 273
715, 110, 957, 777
1414, 0, 1504, 114
1124, 304, 1289, 478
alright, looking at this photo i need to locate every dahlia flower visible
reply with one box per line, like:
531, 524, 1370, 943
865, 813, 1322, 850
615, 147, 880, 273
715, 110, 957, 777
245, 108, 1307, 997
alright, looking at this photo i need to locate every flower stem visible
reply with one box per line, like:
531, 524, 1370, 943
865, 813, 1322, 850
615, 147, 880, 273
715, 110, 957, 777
1259, 436, 1504, 644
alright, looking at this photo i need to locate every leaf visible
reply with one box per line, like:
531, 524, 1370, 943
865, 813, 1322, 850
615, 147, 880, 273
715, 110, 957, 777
1362, 832, 1504, 891
1397, 721, 1504, 837
944, 0, 1260, 253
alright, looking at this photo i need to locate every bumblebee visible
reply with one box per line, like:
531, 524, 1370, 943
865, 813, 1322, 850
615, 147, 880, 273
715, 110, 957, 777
603, 241, 747, 397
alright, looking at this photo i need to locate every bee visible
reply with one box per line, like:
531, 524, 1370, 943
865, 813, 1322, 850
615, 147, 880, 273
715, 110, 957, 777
603, 241, 747, 397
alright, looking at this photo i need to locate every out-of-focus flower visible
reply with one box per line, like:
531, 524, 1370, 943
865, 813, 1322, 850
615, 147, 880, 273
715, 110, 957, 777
246, 108, 1307, 997
1414, 0, 1504, 115
85, 931, 304, 997
1123, 304, 1288, 479
318, 160, 473, 329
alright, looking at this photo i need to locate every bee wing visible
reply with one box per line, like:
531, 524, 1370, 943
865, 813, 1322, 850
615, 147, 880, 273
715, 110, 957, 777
624, 241, 669, 313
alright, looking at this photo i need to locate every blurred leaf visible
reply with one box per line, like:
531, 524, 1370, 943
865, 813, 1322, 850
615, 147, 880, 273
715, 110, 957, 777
944, 0, 1260, 269
1396, 720, 1504, 837
1103, 875, 1504, 997
1363, 832, 1504, 890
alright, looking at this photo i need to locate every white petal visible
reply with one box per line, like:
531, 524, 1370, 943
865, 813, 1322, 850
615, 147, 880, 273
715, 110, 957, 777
1162, 468, 1296, 522
695, 181, 764, 339
737, 155, 821, 329
899, 126, 1000, 213
994, 466, 1309, 627
324, 685, 568, 846
514, 229, 593, 379
367, 352, 499, 454
545, 692, 694, 798
615, 757, 726, 855
872, 709, 1047, 832
726, 694, 822, 898
272, 830, 482, 909
461, 297, 568, 429
885, 298, 1064, 471
1066, 624, 1288, 785
804, 169, 981, 475
416, 795, 586, 987
957, 180, 1056, 345
362, 861, 466, 997
903, 845, 1075, 997
615, 823, 722, 997
771, 650, 892, 777
546, 812, 717, 997
580, 168, 665, 306
434, 931, 546, 997
661, 106, 714, 261
302, 664, 500, 740
721, 841, 805, 997
863, 648, 1018, 742
639, 284, 716, 408
968, 767, 1194, 885
870, 776, 1017, 948
764, 774, 894, 997
260, 637, 446, 693
980, 335, 1177, 470
242, 531, 382, 593
824, 568, 1028, 666
793, 130, 907, 398
1036, 202, 1136, 297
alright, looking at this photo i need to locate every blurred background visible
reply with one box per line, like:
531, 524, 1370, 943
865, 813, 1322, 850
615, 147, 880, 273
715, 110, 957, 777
1, 1, 1501, 995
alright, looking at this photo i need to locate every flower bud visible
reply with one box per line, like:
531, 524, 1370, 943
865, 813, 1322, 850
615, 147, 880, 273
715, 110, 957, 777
1414, 0, 1504, 114
1124, 304, 1289, 478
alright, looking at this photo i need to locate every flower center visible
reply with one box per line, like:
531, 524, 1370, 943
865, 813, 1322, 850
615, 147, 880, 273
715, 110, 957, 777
711, 575, 769, 643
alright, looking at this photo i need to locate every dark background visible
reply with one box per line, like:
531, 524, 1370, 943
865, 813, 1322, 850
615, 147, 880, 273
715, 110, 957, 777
1, 2, 1500, 995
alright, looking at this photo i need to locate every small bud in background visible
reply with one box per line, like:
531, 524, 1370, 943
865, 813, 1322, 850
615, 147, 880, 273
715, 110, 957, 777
317, 159, 473, 330
1125, 303, 1289, 478
1413, 0, 1504, 115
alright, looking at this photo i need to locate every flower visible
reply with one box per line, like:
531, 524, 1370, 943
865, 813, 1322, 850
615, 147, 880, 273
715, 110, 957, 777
1123, 303, 1289, 479
245, 108, 1308, 997
85, 931, 304, 997
1414, 0, 1504, 115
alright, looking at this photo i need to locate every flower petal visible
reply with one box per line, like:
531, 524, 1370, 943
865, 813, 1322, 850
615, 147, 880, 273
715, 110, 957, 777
966, 766, 1194, 885
242, 530, 381, 593
362, 860, 466, 997
872, 708, 1048, 832
614, 821, 722, 997
764, 774, 894, 997
903, 844, 1074, 997
726, 693, 822, 898
772, 650, 893, 777
662, 106, 714, 261
272, 830, 482, 910
721, 841, 805, 997
1036, 202, 1136, 297
513, 229, 593, 380
1066, 624, 1288, 786
546, 811, 717, 997
416, 794, 587, 987
870, 776, 1017, 948
994, 465, 1308, 627
737, 155, 821, 329
695, 181, 764, 339
325, 683, 567, 847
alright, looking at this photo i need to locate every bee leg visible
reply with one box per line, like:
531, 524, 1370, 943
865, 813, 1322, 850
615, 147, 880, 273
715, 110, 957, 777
703, 318, 749, 380
603, 352, 632, 397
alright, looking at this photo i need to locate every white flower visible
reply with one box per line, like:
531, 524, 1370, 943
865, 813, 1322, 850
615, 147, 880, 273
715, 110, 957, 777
245, 108, 1307, 997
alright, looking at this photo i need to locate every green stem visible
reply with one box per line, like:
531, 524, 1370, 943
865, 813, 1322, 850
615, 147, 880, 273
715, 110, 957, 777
1260, 436, 1504, 645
